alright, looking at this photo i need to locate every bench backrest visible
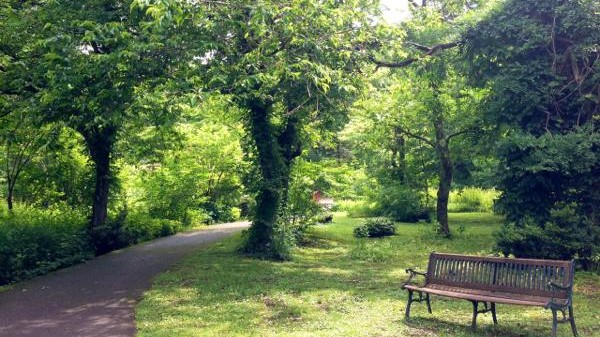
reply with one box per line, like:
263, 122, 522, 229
426, 252, 574, 299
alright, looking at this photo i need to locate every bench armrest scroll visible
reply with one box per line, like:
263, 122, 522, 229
402, 268, 427, 288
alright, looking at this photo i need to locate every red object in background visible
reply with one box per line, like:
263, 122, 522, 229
312, 190, 321, 202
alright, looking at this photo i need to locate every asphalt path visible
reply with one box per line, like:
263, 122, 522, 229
0, 221, 250, 337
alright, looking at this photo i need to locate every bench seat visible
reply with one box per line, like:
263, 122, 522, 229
403, 284, 568, 307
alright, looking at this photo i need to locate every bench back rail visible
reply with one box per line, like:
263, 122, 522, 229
426, 253, 574, 299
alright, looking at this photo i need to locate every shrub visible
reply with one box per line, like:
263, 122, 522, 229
374, 185, 423, 222
121, 212, 184, 245
90, 210, 130, 255
316, 213, 334, 224
496, 206, 600, 270
0, 204, 190, 285
0, 206, 92, 285
353, 218, 396, 238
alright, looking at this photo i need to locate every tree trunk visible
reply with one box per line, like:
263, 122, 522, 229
82, 126, 116, 229
434, 115, 452, 237
6, 185, 13, 211
242, 100, 301, 260
243, 100, 285, 258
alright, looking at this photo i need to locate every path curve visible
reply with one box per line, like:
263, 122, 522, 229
0, 221, 250, 337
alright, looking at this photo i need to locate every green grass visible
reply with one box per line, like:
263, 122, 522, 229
136, 213, 600, 337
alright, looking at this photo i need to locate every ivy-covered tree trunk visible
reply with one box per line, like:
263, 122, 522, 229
433, 115, 452, 237
242, 99, 301, 259
243, 100, 285, 258
82, 126, 116, 229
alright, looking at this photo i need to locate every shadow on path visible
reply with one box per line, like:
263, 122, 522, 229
0, 221, 249, 337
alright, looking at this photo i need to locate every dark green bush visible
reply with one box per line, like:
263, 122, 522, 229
353, 218, 396, 238
496, 206, 600, 270
0, 206, 93, 285
92, 211, 186, 254
89, 210, 130, 255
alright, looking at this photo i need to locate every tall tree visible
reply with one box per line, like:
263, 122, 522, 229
3, 0, 186, 229
137, 0, 378, 258
465, 0, 600, 267
367, 0, 488, 235
204, 1, 376, 258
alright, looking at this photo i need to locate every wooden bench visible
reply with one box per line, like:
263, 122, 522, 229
402, 252, 577, 337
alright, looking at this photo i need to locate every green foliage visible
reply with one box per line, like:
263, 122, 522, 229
0, 205, 92, 285
316, 213, 333, 224
0, 203, 191, 284
122, 213, 184, 245
372, 184, 425, 222
448, 188, 497, 213
281, 159, 322, 228
465, 0, 600, 270
338, 186, 428, 222
338, 199, 379, 218
353, 218, 396, 238
10, 127, 94, 208
497, 206, 600, 271
124, 119, 247, 224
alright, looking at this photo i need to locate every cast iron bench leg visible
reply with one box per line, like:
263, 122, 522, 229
491, 302, 497, 325
405, 290, 413, 319
569, 305, 578, 337
471, 301, 478, 329
426, 293, 432, 314
551, 308, 558, 337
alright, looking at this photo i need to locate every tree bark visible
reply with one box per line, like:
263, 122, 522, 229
243, 100, 285, 258
242, 100, 301, 259
6, 185, 13, 210
82, 126, 116, 229
433, 114, 452, 237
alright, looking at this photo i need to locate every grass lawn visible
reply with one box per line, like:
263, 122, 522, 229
136, 213, 600, 337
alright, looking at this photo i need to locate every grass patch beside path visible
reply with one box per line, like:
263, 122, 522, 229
136, 213, 600, 337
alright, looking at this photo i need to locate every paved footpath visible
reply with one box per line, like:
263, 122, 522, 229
0, 221, 249, 337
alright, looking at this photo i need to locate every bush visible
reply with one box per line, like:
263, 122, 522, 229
448, 188, 498, 213
316, 213, 333, 224
0, 206, 92, 285
0, 203, 191, 285
374, 185, 423, 222
353, 218, 396, 238
121, 212, 184, 245
496, 206, 600, 270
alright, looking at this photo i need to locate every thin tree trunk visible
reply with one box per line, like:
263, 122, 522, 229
6, 185, 13, 210
83, 127, 115, 229
434, 115, 452, 237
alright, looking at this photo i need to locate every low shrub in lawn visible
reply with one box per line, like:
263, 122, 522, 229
353, 218, 396, 238
316, 212, 334, 224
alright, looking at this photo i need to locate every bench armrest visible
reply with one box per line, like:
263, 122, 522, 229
546, 281, 573, 309
548, 281, 572, 291
402, 268, 427, 288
